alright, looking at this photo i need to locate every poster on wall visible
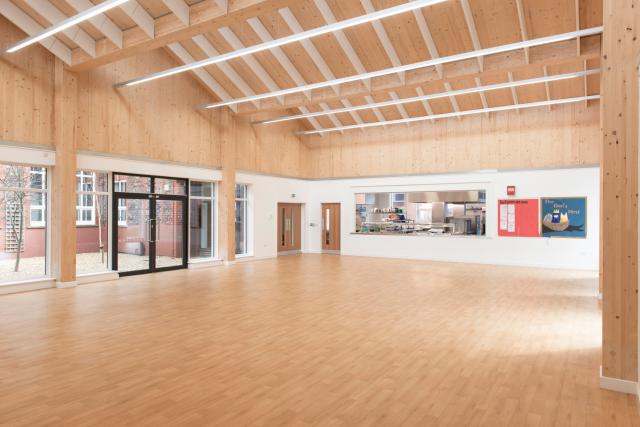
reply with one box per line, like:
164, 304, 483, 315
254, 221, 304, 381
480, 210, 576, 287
498, 199, 539, 237
540, 197, 587, 238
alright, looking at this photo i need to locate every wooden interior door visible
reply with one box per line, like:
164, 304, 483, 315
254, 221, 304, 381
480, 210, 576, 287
321, 203, 341, 252
277, 203, 302, 253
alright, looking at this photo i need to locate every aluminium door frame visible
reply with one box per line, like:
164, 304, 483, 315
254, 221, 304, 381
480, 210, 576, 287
112, 172, 189, 277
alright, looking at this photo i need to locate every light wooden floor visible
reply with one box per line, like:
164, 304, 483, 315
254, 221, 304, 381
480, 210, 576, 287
0, 255, 638, 426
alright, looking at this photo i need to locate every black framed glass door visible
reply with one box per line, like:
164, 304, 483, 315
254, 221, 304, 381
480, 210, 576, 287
112, 174, 188, 276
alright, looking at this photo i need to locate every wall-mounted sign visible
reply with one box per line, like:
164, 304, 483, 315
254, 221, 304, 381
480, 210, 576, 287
540, 197, 587, 238
507, 185, 516, 196
498, 199, 539, 237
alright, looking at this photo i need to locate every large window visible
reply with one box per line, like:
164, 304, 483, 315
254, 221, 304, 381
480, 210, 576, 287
75, 170, 109, 275
235, 184, 248, 255
189, 181, 216, 259
0, 163, 49, 284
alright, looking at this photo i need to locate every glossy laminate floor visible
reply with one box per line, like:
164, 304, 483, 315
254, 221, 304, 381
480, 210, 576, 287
0, 255, 638, 426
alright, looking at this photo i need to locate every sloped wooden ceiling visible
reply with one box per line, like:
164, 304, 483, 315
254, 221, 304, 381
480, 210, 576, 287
0, 0, 602, 134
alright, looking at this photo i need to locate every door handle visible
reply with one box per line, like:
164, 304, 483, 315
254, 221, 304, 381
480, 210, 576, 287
147, 218, 156, 243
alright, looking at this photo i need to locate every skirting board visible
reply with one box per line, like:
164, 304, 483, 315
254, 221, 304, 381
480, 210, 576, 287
0, 279, 55, 295
77, 272, 119, 285
56, 280, 78, 289
600, 366, 638, 395
189, 260, 224, 270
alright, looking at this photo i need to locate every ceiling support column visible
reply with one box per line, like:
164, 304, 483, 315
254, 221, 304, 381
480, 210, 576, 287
217, 109, 237, 263
600, 0, 639, 387
52, 58, 78, 287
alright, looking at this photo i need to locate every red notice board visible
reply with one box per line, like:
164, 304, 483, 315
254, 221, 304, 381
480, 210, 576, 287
498, 199, 539, 237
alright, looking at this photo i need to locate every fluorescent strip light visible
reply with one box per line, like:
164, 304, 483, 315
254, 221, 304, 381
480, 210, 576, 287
116, 0, 447, 87
256, 69, 600, 125
298, 95, 601, 135
3, 0, 131, 54
203, 26, 603, 109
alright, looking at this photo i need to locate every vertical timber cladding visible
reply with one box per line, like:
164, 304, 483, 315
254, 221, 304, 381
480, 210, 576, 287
601, 0, 639, 382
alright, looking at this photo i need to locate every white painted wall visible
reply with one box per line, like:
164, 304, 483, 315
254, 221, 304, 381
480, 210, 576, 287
236, 172, 310, 260
304, 167, 600, 270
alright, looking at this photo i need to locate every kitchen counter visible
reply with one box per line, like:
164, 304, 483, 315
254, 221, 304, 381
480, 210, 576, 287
351, 232, 489, 238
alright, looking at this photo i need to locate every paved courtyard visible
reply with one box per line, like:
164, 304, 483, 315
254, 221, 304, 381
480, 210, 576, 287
0, 252, 182, 283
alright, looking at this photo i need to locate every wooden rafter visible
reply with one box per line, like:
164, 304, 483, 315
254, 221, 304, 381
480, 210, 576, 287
191, 34, 260, 108
65, 0, 123, 49
24, 0, 96, 57
228, 37, 600, 116
165, 42, 237, 112
162, 0, 190, 26
217, 26, 285, 105
514, 0, 530, 64
278, 7, 365, 128
507, 71, 520, 114
0, 0, 71, 63
312, 0, 387, 122
543, 65, 552, 111
359, 0, 409, 119
68, 0, 300, 71
245, 16, 341, 130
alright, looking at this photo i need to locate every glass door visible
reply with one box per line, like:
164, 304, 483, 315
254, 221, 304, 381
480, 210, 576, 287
113, 174, 188, 276
114, 196, 152, 274
154, 199, 185, 269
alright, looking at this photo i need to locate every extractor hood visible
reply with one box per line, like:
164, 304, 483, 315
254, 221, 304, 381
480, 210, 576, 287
407, 190, 482, 203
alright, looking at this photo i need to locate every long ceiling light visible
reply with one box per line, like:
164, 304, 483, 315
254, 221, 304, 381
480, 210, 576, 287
202, 26, 603, 110
115, 0, 448, 87
256, 69, 600, 125
2, 0, 131, 54
298, 95, 601, 135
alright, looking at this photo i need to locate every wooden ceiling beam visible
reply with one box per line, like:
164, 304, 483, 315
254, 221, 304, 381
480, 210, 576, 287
359, 0, 409, 121
278, 7, 365, 128
0, 0, 71, 63
120, 1, 154, 38
313, 0, 387, 121
162, 0, 190, 26
232, 38, 600, 116
459, 0, 490, 114
246, 16, 340, 131
514, 0, 530, 64
507, 71, 520, 113
24, 0, 96, 57
191, 34, 260, 109
217, 26, 285, 105
65, 0, 123, 49
165, 42, 237, 112
412, 8, 457, 116
68, 0, 299, 72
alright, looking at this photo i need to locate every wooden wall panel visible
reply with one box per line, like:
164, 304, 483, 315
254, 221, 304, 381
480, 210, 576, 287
0, 16, 55, 147
304, 102, 600, 178
235, 115, 311, 178
74, 49, 222, 169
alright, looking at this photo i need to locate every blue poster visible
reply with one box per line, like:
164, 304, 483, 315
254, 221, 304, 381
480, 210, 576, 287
541, 197, 587, 238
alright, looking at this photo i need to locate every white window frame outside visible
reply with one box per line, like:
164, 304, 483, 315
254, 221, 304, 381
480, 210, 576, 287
114, 180, 127, 226
188, 181, 217, 261
29, 167, 46, 227
76, 170, 97, 226
235, 183, 249, 256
